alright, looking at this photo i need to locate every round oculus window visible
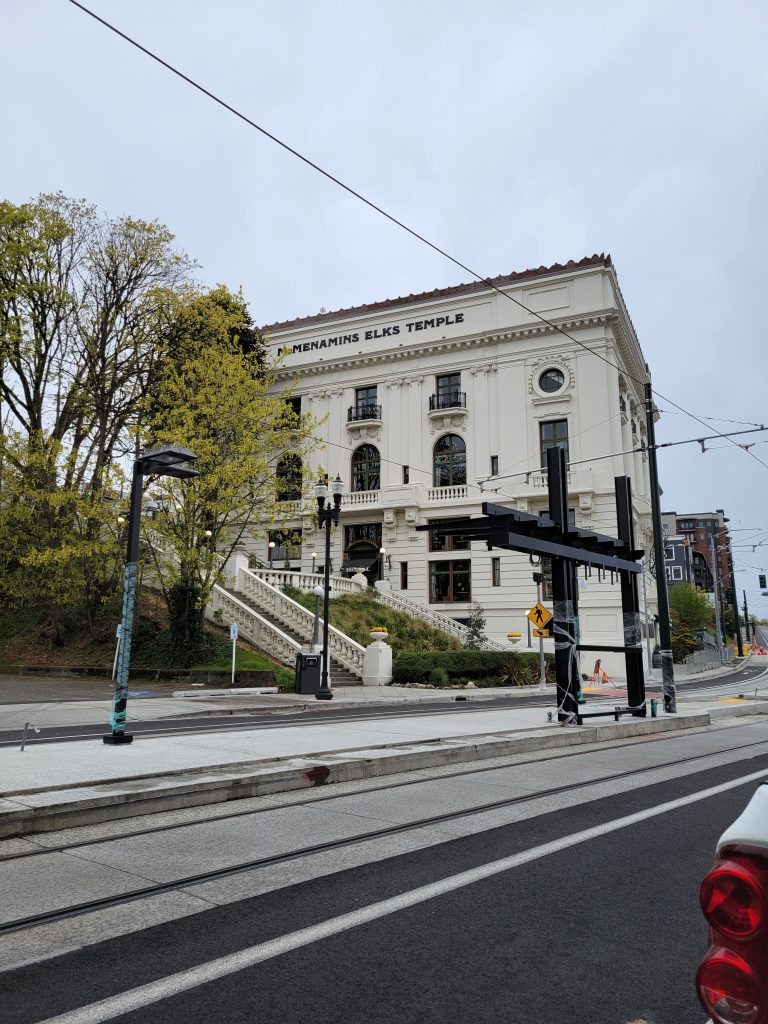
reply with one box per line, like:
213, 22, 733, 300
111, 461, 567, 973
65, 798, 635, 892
538, 368, 565, 393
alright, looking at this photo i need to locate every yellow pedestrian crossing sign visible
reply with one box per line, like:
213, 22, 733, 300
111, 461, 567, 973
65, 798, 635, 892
527, 603, 552, 628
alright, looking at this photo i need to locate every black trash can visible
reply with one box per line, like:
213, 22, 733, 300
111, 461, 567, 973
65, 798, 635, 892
295, 652, 322, 694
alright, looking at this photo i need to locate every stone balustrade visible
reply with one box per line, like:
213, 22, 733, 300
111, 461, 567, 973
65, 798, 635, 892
207, 586, 301, 666
235, 568, 366, 676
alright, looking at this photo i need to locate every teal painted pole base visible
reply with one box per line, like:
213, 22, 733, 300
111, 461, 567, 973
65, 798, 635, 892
103, 732, 134, 745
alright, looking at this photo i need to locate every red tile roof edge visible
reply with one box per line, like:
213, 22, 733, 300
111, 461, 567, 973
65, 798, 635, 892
260, 253, 612, 333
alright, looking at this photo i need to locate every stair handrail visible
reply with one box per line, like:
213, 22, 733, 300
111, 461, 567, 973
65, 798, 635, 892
234, 567, 365, 676
208, 585, 302, 666
247, 567, 507, 651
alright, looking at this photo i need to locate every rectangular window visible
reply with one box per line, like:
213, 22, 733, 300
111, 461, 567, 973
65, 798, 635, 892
428, 520, 470, 552
434, 372, 462, 409
539, 419, 569, 467
672, 566, 683, 581
354, 385, 378, 417
538, 507, 576, 599
491, 557, 501, 587
402, 465, 409, 484
400, 562, 408, 590
490, 455, 499, 476
284, 396, 301, 418
267, 528, 302, 564
429, 560, 471, 603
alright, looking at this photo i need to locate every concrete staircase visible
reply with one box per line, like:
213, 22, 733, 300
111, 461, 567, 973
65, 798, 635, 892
207, 565, 366, 684
222, 586, 361, 685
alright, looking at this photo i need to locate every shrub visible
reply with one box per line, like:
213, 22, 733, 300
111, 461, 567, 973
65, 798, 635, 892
428, 666, 450, 686
393, 650, 553, 686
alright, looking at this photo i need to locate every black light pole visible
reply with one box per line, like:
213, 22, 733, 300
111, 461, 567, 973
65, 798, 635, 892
315, 474, 343, 701
644, 382, 677, 713
104, 445, 199, 745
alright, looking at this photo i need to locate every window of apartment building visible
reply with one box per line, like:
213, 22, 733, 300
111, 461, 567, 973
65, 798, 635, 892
428, 519, 470, 552
434, 372, 462, 409
537, 507, 576, 599
344, 524, 382, 549
353, 385, 378, 419
671, 566, 683, 581
400, 562, 408, 590
267, 528, 302, 563
429, 560, 471, 603
351, 444, 380, 491
402, 465, 409, 484
284, 396, 301, 420
433, 433, 467, 487
539, 419, 569, 467
490, 455, 499, 476
679, 520, 696, 531
275, 453, 302, 501
491, 557, 501, 587
538, 368, 565, 394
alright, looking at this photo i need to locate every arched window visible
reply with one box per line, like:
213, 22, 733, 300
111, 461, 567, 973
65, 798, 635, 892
351, 444, 380, 492
433, 434, 466, 487
275, 454, 302, 501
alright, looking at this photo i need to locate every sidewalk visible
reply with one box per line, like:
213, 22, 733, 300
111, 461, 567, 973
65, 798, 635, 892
2, 679, 767, 839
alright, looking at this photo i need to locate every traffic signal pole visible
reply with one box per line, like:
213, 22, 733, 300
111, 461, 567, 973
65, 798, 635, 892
644, 382, 677, 713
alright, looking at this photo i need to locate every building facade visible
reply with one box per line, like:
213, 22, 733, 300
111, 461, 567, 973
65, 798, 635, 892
661, 510, 733, 595
256, 254, 656, 674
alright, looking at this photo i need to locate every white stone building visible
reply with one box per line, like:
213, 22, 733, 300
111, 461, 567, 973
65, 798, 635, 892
256, 254, 656, 675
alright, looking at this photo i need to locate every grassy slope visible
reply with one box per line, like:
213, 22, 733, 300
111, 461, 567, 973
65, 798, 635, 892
283, 585, 461, 654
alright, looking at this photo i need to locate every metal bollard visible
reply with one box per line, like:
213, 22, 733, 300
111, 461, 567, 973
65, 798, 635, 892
650, 699, 658, 718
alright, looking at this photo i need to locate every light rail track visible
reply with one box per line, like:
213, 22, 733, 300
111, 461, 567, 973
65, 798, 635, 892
2, 729, 767, 936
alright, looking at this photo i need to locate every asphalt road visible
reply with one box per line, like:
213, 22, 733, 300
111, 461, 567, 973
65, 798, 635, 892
1, 722, 767, 1022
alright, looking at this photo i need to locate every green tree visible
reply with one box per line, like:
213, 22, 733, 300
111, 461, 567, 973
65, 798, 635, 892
0, 193, 193, 630
142, 288, 321, 661
668, 583, 714, 632
462, 601, 489, 650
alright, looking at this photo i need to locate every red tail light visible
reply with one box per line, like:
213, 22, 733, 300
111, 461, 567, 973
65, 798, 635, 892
700, 857, 768, 940
696, 949, 765, 1024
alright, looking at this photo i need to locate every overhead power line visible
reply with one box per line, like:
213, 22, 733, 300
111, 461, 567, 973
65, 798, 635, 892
64, 0, 768, 474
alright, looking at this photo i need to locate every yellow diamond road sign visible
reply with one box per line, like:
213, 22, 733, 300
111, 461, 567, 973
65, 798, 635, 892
527, 603, 552, 628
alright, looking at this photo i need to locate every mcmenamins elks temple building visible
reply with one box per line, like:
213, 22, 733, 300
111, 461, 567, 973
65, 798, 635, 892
257, 254, 656, 674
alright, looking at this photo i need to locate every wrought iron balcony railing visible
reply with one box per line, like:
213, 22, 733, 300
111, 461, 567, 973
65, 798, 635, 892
428, 392, 466, 411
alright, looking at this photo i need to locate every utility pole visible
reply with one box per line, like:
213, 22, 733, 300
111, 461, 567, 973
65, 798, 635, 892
743, 590, 751, 644
644, 382, 676, 712
726, 539, 744, 655
709, 532, 724, 657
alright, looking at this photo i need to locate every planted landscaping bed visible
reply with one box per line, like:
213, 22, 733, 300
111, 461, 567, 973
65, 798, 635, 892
392, 650, 554, 687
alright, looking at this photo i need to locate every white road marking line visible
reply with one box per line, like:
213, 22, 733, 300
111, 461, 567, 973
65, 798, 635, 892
39, 766, 768, 1024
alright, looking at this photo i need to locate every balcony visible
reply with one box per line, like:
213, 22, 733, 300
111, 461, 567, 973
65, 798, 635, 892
348, 404, 382, 422
426, 485, 470, 503
343, 490, 381, 507
429, 392, 466, 411
427, 392, 468, 432
346, 403, 382, 441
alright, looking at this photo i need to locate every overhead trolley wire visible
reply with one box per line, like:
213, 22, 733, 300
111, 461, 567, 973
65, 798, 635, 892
65, 0, 768, 474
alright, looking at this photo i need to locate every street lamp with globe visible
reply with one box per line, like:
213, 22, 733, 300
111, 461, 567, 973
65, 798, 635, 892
315, 474, 343, 700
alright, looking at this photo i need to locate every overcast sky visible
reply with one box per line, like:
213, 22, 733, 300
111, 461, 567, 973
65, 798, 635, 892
3, 0, 768, 615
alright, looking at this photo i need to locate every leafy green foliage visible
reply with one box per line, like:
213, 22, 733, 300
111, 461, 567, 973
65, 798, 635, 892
462, 601, 488, 650
668, 583, 715, 631
393, 650, 554, 686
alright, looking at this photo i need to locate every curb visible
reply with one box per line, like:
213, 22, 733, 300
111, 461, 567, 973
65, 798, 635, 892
0, 711, 719, 839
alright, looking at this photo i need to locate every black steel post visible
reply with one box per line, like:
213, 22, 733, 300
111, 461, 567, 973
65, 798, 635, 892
727, 541, 744, 655
104, 463, 144, 744
743, 590, 751, 644
615, 475, 646, 716
317, 514, 333, 700
547, 446, 578, 722
644, 382, 677, 712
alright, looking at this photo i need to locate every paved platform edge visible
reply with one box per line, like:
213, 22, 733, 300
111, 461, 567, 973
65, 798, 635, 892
0, 710, 732, 839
